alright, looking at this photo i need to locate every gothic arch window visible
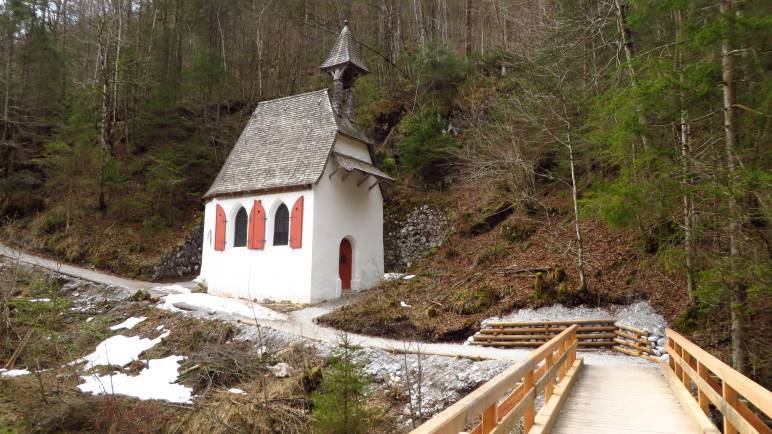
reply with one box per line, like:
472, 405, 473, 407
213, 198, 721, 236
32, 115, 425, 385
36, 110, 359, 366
273, 204, 289, 246
234, 207, 248, 247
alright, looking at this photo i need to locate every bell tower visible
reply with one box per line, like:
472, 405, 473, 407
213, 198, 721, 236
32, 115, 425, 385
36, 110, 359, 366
320, 20, 369, 120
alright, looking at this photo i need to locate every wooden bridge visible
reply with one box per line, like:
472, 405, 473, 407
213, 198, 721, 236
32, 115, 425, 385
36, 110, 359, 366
411, 325, 771, 434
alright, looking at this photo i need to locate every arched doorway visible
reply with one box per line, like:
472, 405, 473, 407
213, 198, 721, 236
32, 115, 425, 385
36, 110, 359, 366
339, 239, 352, 292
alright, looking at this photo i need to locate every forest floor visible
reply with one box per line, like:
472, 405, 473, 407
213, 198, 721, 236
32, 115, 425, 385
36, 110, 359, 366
0, 257, 528, 433
320, 184, 690, 342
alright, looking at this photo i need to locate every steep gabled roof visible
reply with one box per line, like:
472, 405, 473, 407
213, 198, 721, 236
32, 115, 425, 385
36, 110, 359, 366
204, 89, 375, 199
320, 22, 369, 73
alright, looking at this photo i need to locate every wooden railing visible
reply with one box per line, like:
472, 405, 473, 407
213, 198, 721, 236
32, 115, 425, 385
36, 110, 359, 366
471, 319, 615, 348
665, 328, 772, 434
613, 322, 659, 362
411, 325, 582, 434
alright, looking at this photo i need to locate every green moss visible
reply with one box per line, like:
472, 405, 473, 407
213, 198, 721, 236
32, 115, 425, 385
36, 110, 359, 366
473, 243, 508, 269
451, 286, 498, 315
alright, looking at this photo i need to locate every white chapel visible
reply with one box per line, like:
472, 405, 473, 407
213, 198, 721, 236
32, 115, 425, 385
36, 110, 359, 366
198, 22, 392, 304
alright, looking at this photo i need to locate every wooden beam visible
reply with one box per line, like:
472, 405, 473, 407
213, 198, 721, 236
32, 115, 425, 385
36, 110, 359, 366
368, 181, 379, 191
327, 167, 340, 179
356, 173, 370, 186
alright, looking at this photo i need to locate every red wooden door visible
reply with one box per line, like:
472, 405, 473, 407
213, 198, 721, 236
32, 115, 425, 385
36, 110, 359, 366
339, 239, 352, 291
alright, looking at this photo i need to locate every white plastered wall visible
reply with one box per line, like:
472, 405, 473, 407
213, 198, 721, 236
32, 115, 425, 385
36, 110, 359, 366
200, 189, 315, 303
309, 135, 384, 302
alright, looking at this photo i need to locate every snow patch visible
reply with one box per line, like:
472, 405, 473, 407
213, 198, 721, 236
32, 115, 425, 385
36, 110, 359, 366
152, 284, 192, 295
159, 292, 287, 321
109, 316, 147, 330
78, 355, 192, 403
403, 275, 416, 280
228, 388, 245, 395
80, 332, 169, 368
29, 298, 51, 302
383, 273, 405, 281
0, 368, 30, 377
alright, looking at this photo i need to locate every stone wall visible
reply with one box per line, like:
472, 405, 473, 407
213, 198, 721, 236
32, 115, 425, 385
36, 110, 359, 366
384, 204, 449, 272
150, 220, 203, 279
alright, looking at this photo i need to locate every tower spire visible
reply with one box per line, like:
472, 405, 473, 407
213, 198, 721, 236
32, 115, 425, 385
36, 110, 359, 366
321, 20, 369, 120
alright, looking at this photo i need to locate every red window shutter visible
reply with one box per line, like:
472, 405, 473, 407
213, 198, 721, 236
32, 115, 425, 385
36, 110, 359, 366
248, 200, 266, 250
289, 196, 304, 249
214, 204, 226, 251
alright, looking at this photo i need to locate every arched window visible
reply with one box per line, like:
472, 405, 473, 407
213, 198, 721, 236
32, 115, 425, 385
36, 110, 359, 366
273, 204, 289, 246
234, 207, 248, 247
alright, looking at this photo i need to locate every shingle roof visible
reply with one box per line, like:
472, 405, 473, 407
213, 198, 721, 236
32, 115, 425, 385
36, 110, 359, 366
320, 23, 369, 73
333, 152, 393, 182
204, 89, 378, 199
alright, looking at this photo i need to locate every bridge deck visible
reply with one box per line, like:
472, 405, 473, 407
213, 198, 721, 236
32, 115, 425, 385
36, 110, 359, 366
551, 364, 700, 434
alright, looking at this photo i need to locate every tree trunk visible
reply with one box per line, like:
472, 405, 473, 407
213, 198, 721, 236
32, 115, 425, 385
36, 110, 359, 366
567, 131, 587, 291
464, 0, 472, 57
720, 0, 746, 374
675, 9, 696, 302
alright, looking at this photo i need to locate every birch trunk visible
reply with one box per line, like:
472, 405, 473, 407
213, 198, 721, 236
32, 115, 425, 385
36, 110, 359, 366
567, 133, 587, 292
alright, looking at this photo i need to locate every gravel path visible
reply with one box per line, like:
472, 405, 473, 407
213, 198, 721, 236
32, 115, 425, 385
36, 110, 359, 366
0, 244, 658, 367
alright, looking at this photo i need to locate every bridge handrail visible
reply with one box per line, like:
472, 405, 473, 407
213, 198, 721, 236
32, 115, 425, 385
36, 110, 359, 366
410, 324, 580, 434
666, 328, 772, 434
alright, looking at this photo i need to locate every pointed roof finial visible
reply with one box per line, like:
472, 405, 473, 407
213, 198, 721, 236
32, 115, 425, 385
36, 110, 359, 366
320, 19, 369, 74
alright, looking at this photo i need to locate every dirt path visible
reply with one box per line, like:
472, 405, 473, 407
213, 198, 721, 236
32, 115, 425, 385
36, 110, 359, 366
0, 243, 652, 366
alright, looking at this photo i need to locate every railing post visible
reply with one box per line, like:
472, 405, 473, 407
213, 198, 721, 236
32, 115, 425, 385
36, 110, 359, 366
523, 368, 535, 431
697, 362, 709, 415
722, 381, 738, 434
545, 350, 555, 402
481, 402, 498, 434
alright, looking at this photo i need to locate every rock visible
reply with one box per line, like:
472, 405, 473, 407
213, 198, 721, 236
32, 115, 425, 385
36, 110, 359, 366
172, 302, 201, 312
648, 335, 658, 342
129, 289, 151, 302
660, 354, 670, 362
657, 337, 666, 347
653, 349, 661, 356
270, 362, 294, 378
384, 205, 448, 272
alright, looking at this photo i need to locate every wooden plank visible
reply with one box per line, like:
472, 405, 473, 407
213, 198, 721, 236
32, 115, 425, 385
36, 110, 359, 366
614, 329, 650, 344
615, 322, 650, 336
478, 325, 616, 335
528, 358, 584, 434
614, 338, 655, 354
551, 365, 702, 434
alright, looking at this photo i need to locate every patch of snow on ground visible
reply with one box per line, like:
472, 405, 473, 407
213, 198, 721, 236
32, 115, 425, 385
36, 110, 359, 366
29, 298, 51, 302
109, 316, 147, 330
384, 273, 405, 281
78, 355, 192, 403
0, 369, 30, 377
80, 332, 169, 368
228, 388, 245, 394
159, 292, 287, 321
484, 301, 667, 332
152, 284, 191, 294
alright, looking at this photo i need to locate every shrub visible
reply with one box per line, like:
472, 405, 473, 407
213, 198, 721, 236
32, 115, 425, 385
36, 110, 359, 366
312, 334, 379, 434
397, 107, 456, 184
